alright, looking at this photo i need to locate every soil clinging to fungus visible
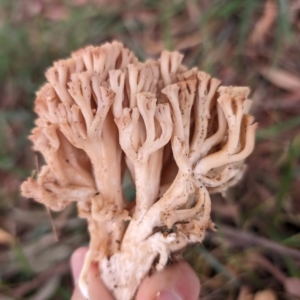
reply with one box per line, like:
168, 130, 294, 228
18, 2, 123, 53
21, 41, 257, 300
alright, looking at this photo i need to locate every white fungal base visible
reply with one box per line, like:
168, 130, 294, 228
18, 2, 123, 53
78, 232, 180, 300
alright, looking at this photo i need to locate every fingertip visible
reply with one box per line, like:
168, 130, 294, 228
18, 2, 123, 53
137, 261, 200, 300
70, 248, 114, 300
174, 262, 200, 300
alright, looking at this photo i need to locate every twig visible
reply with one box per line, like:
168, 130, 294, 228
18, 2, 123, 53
206, 225, 300, 261
11, 261, 69, 298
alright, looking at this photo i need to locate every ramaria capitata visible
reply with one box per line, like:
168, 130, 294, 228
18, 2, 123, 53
21, 41, 257, 300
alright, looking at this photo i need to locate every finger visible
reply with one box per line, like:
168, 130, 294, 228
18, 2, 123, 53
71, 286, 85, 300
71, 247, 89, 284
88, 262, 114, 300
136, 261, 200, 300
71, 247, 89, 300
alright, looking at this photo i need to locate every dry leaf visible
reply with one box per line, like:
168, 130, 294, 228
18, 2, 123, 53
144, 30, 201, 56
0, 295, 14, 300
44, 4, 69, 21
212, 202, 240, 221
186, 1, 201, 24
258, 66, 300, 91
175, 32, 201, 51
143, 36, 164, 55
238, 286, 254, 300
0, 228, 14, 245
283, 277, 300, 297
254, 289, 277, 300
27, 277, 60, 300
250, 0, 277, 45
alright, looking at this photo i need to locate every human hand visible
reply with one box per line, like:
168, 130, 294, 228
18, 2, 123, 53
71, 247, 200, 300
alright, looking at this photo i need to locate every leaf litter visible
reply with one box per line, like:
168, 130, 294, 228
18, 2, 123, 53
0, 0, 300, 299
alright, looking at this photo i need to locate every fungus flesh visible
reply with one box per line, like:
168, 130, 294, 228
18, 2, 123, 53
21, 41, 257, 300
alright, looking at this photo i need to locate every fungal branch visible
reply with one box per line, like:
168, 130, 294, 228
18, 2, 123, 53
21, 42, 257, 300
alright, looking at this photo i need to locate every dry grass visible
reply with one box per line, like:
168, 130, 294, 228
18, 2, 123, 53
0, 0, 300, 299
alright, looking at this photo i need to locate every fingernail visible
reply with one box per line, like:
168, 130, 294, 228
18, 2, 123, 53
155, 289, 182, 300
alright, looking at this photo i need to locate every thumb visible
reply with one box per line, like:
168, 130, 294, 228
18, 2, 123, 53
70, 247, 89, 300
71, 247, 89, 285
136, 261, 200, 300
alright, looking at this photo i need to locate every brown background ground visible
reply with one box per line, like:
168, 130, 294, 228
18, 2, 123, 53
0, 0, 300, 299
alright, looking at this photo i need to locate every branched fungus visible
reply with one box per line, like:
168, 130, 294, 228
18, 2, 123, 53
21, 41, 257, 300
